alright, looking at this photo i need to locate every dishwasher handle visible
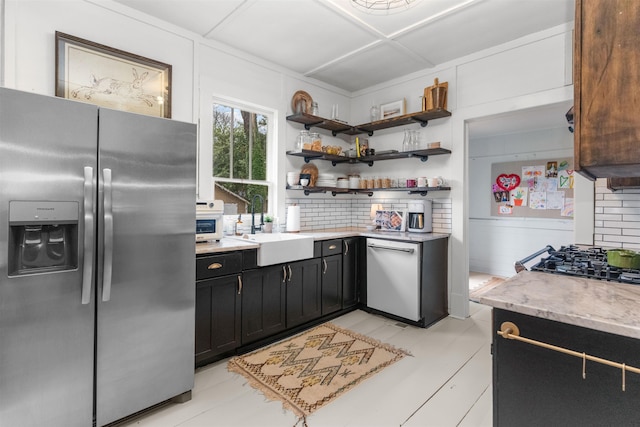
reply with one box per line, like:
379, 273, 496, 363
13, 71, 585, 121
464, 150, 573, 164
367, 243, 415, 254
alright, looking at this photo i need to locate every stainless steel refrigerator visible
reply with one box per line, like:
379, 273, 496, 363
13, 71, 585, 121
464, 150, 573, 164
0, 87, 196, 427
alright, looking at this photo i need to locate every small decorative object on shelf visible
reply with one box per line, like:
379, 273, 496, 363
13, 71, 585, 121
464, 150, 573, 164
380, 99, 406, 120
423, 78, 448, 111
263, 215, 273, 233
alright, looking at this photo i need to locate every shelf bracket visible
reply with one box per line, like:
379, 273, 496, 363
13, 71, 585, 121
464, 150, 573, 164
331, 161, 337, 167
367, 131, 374, 136
418, 155, 429, 162
367, 161, 374, 167
412, 118, 430, 128
409, 190, 428, 196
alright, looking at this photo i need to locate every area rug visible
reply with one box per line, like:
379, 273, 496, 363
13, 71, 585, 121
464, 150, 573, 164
469, 276, 506, 301
228, 322, 409, 424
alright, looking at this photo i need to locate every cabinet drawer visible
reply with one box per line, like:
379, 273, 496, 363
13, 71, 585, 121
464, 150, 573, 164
196, 252, 243, 280
322, 239, 343, 256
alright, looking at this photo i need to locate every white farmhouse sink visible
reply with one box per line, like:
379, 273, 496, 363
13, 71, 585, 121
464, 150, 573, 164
228, 233, 314, 266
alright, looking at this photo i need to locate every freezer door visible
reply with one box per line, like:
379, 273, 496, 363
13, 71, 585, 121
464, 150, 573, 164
0, 88, 97, 426
95, 108, 196, 426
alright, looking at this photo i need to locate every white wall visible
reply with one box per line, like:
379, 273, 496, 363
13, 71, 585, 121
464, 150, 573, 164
468, 127, 574, 278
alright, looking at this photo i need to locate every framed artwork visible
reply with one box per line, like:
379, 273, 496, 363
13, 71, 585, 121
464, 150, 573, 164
380, 99, 406, 120
55, 32, 172, 118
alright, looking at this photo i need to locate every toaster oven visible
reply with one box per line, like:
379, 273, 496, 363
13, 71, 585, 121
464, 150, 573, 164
196, 200, 224, 242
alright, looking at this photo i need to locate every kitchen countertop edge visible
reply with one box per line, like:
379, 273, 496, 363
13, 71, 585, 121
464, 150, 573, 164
196, 228, 449, 254
476, 270, 640, 339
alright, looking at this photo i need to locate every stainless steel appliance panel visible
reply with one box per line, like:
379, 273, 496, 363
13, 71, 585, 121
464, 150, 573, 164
95, 109, 196, 426
0, 88, 97, 426
366, 238, 421, 321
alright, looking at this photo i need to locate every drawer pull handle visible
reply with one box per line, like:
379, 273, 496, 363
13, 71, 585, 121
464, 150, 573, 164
288, 264, 293, 282
344, 240, 349, 255
323, 259, 327, 274
237, 275, 242, 295
329, 244, 337, 250
208, 263, 223, 270
282, 265, 287, 283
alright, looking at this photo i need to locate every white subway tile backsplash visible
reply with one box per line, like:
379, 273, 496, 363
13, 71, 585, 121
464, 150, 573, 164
594, 179, 640, 248
285, 195, 452, 233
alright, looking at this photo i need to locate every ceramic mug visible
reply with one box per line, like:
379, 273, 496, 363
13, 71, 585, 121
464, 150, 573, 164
427, 177, 443, 187
417, 177, 427, 187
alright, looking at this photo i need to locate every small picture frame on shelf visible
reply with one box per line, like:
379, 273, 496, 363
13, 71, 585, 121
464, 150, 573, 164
380, 99, 406, 120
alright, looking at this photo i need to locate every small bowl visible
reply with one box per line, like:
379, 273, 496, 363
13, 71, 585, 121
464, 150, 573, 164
365, 225, 376, 231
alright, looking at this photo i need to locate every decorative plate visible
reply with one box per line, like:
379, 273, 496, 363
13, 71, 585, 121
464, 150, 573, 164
291, 90, 313, 115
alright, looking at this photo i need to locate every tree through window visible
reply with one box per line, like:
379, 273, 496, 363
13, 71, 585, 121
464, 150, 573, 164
212, 102, 270, 213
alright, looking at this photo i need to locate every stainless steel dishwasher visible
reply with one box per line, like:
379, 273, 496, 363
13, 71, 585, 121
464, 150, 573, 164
366, 238, 421, 321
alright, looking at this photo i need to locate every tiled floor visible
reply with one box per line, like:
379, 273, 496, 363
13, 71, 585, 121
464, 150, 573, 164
117, 301, 493, 427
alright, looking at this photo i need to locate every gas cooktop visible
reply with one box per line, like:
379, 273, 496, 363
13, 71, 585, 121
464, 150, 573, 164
516, 245, 640, 285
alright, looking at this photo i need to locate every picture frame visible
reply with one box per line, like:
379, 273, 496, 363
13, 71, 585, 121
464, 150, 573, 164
55, 32, 172, 118
380, 99, 406, 120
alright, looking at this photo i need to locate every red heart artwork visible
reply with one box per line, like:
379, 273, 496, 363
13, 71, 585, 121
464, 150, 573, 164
497, 174, 521, 191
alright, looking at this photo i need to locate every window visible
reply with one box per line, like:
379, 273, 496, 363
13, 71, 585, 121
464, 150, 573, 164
212, 102, 270, 213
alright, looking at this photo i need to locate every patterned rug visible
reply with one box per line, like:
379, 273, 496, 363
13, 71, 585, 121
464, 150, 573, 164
469, 276, 506, 301
228, 322, 409, 423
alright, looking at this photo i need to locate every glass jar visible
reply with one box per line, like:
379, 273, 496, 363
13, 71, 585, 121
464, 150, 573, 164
310, 132, 322, 151
370, 105, 380, 122
402, 129, 411, 152
311, 102, 319, 116
296, 130, 310, 152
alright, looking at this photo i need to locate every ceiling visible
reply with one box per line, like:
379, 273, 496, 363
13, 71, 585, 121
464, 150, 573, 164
112, 0, 575, 93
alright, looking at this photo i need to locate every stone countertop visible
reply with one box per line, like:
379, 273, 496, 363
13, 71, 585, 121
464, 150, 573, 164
196, 238, 259, 255
477, 270, 640, 339
195, 227, 449, 255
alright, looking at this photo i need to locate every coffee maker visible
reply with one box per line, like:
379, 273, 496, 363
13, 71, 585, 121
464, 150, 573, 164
407, 200, 432, 233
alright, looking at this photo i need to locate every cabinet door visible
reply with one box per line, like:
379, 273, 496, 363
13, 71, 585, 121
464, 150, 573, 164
286, 258, 322, 328
322, 254, 343, 315
575, 0, 640, 178
195, 274, 242, 366
241, 266, 286, 345
342, 237, 359, 309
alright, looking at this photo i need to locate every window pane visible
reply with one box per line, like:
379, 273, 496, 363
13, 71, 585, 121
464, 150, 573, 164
214, 182, 269, 214
212, 104, 268, 181
212, 101, 270, 214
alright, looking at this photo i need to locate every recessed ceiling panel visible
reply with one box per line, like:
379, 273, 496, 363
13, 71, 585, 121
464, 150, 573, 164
308, 42, 429, 92
326, 0, 482, 36
113, 0, 245, 35
207, 0, 378, 74
395, 0, 574, 65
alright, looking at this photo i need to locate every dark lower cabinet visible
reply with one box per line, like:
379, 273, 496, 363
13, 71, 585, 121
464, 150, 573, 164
342, 237, 360, 309
286, 258, 322, 328
241, 266, 286, 345
321, 254, 343, 315
195, 274, 241, 366
493, 308, 640, 426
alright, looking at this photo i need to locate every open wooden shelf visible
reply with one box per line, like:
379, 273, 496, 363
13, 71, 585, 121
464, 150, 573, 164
286, 108, 451, 137
286, 148, 451, 166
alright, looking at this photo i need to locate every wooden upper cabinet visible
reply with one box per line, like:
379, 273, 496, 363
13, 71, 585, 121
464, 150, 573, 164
574, 0, 640, 179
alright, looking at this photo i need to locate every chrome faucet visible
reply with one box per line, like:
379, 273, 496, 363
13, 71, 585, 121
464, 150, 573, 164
250, 194, 264, 234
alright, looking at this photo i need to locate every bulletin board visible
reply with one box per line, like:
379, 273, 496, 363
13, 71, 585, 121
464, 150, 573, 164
490, 158, 574, 219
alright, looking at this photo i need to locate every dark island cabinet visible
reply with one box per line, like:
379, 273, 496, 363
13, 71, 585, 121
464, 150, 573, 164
493, 308, 640, 426
241, 265, 287, 345
286, 258, 322, 328
342, 237, 361, 309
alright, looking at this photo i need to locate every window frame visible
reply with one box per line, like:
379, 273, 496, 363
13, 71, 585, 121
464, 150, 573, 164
198, 94, 277, 216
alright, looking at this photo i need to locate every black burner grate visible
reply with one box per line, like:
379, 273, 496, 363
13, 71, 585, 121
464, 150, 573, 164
524, 245, 640, 285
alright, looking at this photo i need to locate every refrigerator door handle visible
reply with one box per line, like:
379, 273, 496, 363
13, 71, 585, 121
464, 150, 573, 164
102, 168, 114, 302
81, 166, 94, 305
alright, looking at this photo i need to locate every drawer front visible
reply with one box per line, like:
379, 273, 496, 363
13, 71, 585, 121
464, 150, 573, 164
196, 252, 243, 280
322, 239, 343, 256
